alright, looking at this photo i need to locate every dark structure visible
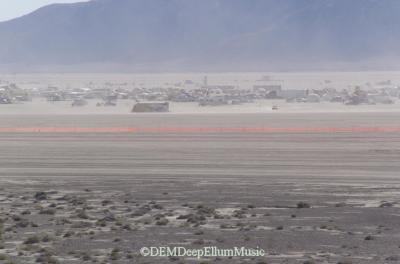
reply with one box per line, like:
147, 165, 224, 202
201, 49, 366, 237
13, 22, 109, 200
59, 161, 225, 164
132, 102, 170, 113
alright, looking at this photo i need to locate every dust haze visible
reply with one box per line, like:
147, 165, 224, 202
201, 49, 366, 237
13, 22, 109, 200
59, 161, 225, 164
1, 1, 400, 264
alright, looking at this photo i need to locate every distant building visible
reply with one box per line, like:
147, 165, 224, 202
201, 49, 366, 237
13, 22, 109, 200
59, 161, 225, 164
253, 85, 282, 92
203, 76, 208, 87
132, 102, 169, 113
279, 89, 307, 100
0, 94, 12, 104
199, 96, 228, 106
253, 85, 282, 99
306, 93, 321, 103
71, 98, 88, 107
203, 85, 236, 92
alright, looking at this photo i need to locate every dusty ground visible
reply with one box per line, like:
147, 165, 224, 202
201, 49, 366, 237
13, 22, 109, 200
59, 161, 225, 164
1, 98, 400, 115
1, 113, 400, 264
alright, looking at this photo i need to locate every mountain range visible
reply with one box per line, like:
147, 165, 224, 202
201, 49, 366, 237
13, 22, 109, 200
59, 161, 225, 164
0, 0, 400, 71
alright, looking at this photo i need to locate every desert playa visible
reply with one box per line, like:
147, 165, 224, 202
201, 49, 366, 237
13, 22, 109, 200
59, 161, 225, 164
0, 111, 400, 264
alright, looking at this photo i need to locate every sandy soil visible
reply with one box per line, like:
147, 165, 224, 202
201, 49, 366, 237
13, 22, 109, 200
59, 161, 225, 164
0, 112, 399, 264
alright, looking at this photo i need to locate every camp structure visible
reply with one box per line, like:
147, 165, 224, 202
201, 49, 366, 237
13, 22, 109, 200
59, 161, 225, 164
131, 102, 169, 113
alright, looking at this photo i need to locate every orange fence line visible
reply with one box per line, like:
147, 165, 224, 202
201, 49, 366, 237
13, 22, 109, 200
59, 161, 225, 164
0, 126, 400, 133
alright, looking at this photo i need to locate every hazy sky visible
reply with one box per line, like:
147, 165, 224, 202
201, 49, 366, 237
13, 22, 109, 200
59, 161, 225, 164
0, 0, 86, 22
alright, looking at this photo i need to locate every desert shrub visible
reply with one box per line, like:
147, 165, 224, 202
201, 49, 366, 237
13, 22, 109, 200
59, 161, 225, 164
24, 235, 40, 244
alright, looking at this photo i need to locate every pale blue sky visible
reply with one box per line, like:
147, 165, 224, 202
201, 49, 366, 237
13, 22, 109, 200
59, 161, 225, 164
0, 0, 87, 22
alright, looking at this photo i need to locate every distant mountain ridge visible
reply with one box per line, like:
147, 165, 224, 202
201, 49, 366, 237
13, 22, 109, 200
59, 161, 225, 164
0, 0, 400, 71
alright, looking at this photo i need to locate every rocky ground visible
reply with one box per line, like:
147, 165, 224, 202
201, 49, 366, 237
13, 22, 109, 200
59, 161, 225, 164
1, 178, 400, 264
